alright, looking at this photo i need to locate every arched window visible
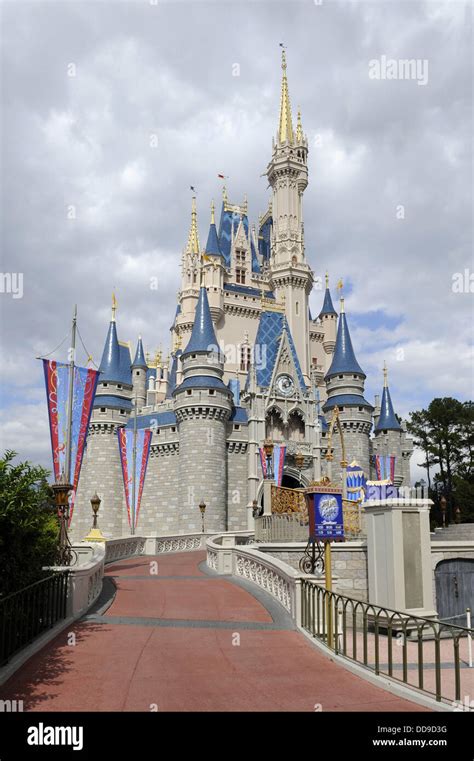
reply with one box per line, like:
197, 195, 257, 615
288, 411, 305, 442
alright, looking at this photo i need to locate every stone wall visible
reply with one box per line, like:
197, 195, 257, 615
226, 444, 248, 532
137, 441, 180, 535
258, 541, 369, 602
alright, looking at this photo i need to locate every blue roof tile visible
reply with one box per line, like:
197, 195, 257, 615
93, 395, 132, 411
319, 287, 337, 317
132, 337, 147, 369
182, 287, 219, 356
375, 385, 402, 431
224, 283, 274, 299
125, 410, 177, 430
165, 350, 181, 399
253, 311, 306, 392
204, 222, 223, 257
322, 394, 373, 411
99, 322, 132, 385
230, 406, 248, 424
173, 375, 228, 394
325, 312, 365, 379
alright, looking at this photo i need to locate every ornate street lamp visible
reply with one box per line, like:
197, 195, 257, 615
263, 438, 274, 479
199, 499, 206, 533
51, 471, 75, 566
294, 451, 305, 483
84, 493, 106, 542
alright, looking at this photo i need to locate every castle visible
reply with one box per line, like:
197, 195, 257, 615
72, 52, 413, 540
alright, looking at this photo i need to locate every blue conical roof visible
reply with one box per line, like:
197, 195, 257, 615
204, 222, 223, 257
375, 385, 402, 431
132, 337, 147, 369
325, 311, 365, 379
182, 287, 219, 356
319, 287, 337, 318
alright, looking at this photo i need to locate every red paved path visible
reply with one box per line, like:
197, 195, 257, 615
0, 552, 427, 712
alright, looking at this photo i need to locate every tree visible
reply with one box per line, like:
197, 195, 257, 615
408, 398, 474, 524
0, 451, 59, 597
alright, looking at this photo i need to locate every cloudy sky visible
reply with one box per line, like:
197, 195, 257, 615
0, 0, 472, 480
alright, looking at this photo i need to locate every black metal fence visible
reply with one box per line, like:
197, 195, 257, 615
0, 572, 69, 666
301, 579, 473, 705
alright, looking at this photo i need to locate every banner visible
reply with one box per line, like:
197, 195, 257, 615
42, 360, 99, 525
118, 427, 152, 531
307, 486, 344, 541
346, 461, 367, 503
374, 454, 396, 483
259, 444, 286, 486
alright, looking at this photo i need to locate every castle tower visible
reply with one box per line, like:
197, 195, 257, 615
372, 363, 404, 486
72, 303, 132, 540
132, 336, 147, 411
179, 197, 201, 327
319, 274, 338, 367
323, 297, 373, 479
267, 50, 313, 381
172, 286, 233, 532
202, 201, 225, 323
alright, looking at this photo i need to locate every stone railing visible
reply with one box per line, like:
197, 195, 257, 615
255, 514, 308, 543
51, 542, 106, 619
206, 533, 321, 622
104, 536, 147, 564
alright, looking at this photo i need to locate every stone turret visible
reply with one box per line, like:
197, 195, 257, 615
372, 363, 405, 486
323, 297, 373, 480
173, 286, 233, 532
202, 201, 225, 323
319, 274, 338, 364
132, 336, 147, 411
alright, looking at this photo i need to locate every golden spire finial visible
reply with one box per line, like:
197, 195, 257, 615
383, 361, 388, 388
296, 108, 303, 142
222, 185, 228, 204
278, 48, 294, 144
111, 291, 117, 322
210, 200, 215, 225
325, 271, 329, 288
340, 296, 345, 314
155, 347, 162, 366
186, 197, 200, 254
175, 332, 182, 350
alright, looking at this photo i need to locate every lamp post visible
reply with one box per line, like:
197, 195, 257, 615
51, 472, 74, 566
263, 438, 274, 479
294, 452, 305, 484
84, 493, 106, 542
199, 499, 206, 533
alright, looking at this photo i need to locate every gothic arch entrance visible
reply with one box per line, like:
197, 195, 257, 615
281, 473, 302, 490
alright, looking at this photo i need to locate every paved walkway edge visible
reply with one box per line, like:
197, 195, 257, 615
298, 627, 451, 712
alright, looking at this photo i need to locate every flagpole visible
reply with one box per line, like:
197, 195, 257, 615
65, 304, 77, 485
131, 390, 138, 535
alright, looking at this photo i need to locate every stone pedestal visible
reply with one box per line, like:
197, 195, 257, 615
263, 478, 273, 516
365, 498, 437, 617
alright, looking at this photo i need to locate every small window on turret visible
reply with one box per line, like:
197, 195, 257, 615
209, 389, 215, 396
103, 383, 108, 387
117, 384, 122, 389
359, 407, 363, 412
171, 427, 176, 432
234, 424, 240, 430
186, 390, 192, 396
100, 407, 106, 413
136, 371, 140, 376
120, 409, 125, 415
338, 375, 343, 379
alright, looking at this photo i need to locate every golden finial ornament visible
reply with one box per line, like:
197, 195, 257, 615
278, 49, 294, 144
383, 361, 388, 388
111, 291, 117, 322
210, 200, 215, 225
185, 197, 200, 254
340, 296, 345, 314
325, 271, 329, 289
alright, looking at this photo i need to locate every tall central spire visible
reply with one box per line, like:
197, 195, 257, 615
186, 197, 200, 254
278, 50, 294, 144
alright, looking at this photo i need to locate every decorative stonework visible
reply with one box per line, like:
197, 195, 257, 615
156, 536, 203, 553
207, 550, 218, 570
235, 554, 292, 612
105, 537, 146, 563
87, 566, 103, 605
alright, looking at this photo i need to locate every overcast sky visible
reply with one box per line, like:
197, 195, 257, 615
0, 0, 472, 481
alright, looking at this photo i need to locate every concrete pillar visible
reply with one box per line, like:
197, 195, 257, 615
263, 478, 273, 516
365, 498, 436, 617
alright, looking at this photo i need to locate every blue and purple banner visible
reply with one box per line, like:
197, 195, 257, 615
42, 359, 100, 525
346, 462, 367, 503
374, 454, 396, 483
118, 427, 152, 531
259, 444, 286, 486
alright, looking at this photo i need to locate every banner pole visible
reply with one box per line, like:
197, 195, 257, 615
325, 540, 333, 649
65, 304, 77, 485
131, 391, 138, 535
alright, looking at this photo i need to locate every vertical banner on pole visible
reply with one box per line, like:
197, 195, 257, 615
345, 461, 367, 503
42, 359, 99, 524
258, 445, 286, 486
118, 428, 152, 532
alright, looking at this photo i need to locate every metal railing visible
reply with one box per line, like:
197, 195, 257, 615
301, 579, 473, 705
255, 514, 308, 543
0, 572, 69, 666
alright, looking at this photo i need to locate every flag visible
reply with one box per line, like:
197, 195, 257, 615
336, 278, 343, 291
217, 174, 225, 179
374, 454, 396, 483
42, 360, 100, 525
258, 445, 286, 486
118, 427, 152, 531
